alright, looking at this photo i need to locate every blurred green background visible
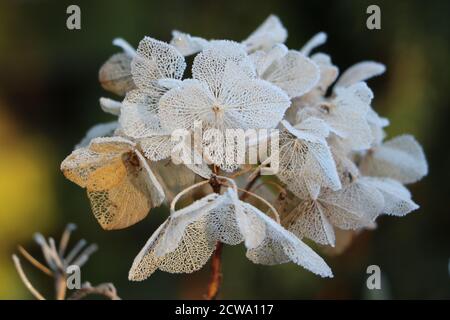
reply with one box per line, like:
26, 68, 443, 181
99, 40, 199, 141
0, 0, 449, 299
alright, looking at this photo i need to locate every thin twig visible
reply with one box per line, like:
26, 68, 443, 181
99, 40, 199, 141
17, 246, 53, 277
12, 255, 45, 300
240, 171, 261, 201
71, 243, 98, 267
55, 274, 67, 300
205, 166, 223, 300
59, 223, 76, 257
64, 239, 87, 264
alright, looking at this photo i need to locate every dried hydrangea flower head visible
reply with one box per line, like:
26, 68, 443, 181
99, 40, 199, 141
60, 14, 428, 297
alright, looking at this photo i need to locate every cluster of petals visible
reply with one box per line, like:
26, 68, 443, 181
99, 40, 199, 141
61, 15, 428, 281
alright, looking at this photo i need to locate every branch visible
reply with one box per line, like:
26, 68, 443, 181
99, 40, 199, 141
205, 242, 223, 300
12, 255, 45, 300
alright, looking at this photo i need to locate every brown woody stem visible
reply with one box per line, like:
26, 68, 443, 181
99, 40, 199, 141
205, 241, 223, 300
204, 168, 261, 299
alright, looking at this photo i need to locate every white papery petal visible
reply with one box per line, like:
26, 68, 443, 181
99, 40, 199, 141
326, 82, 373, 150
76, 122, 118, 149
159, 79, 215, 131
112, 38, 136, 57
335, 61, 386, 88
99, 97, 122, 116
261, 50, 320, 98
170, 30, 209, 56
367, 108, 389, 128
277, 120, 341, 199
293, 117, 331, 139
359, 135, 428, 184
140, 135, 173, 161
320, 177, 384, 229
218, 65, 291, 130
250, 44, 288, 75
136, 151, 166, 206
192, 40, 256, 97
119, 89, 165, 138
287, 200, 336, 246
242, 15, 287, 52
131, 37, 186, 94
160, 66, 290, 132
157, 78, 183, 90
129, 221, 168, 280
364, 177, 418, 216
244, 202, 333, 278
284, 171, 384, 245
311, 53, 339, 93
300, 32, 327, 56
128, 219, 215, 280
366, 108, 389, 146
155, 193, 227, 256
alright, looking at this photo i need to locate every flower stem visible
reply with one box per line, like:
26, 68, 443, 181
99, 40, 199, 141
205, 241, 223, 300
204, 168, 261, 299
206, 165, 223, 300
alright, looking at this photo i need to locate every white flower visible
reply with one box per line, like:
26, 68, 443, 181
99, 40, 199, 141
76, 121, 118, 149
159, 41, 289, 132
119, 37, 186, 139
157, 41, 290, 171
61, 137, 165, 230
363, 177, 419, 216
170, 15, 287, 56
300, 32, 328, 56
170, 30, 210, 56
285, 176, 384, 246
129, 182, 332, 281
241, 15, 288, 53
116, 37, 211, 174
359, 134, 428, 184
99, 97, 122, 116
250, 44, 320, 98
276, 119, 341, 200
297, 82, 374, 151
335, 61, 386, 89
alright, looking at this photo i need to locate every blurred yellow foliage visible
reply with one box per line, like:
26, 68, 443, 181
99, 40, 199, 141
0, 105, 56, 299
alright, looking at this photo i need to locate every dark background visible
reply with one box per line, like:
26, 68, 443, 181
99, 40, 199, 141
0, 0, 449, 299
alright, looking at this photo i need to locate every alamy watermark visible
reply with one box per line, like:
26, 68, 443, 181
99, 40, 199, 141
366, 5, 381, 30
66, 265, 81, 289
170, 121, 280, 175
66, 5, 81, 30
366, 265, 381, 290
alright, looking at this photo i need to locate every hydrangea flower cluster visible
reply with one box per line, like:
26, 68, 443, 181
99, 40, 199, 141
61, 15, 428, 283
